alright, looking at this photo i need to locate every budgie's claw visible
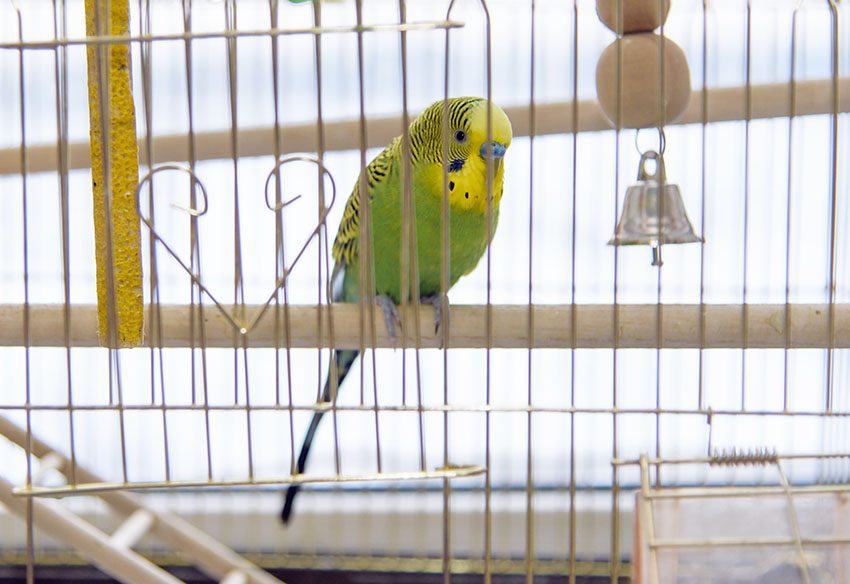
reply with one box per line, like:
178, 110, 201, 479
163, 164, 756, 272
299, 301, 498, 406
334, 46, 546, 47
375, 295, 402, 347
421, 293, 444, 335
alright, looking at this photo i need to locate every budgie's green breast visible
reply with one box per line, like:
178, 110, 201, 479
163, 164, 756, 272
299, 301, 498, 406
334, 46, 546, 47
333, 97, 512, 304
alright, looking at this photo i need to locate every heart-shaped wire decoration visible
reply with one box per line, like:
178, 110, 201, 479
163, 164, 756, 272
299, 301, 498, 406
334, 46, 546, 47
136, 155, 337, 337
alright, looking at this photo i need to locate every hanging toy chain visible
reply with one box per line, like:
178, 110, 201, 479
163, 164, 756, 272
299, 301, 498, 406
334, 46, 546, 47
595, 0, 702, 265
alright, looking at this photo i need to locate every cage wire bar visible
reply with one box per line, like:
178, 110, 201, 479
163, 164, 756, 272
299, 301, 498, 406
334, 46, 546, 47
0, 0, 848, 583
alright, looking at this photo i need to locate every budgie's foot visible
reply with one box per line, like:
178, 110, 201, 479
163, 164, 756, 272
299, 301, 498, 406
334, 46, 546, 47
375, 295, 402, 346
420, 293, 444, 334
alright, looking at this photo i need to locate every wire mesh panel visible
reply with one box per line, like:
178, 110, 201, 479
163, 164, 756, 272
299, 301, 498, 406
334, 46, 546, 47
0, 0, 849, 582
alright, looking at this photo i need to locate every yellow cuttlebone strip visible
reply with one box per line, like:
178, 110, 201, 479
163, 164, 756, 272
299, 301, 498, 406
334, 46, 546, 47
85, 0, 143, 347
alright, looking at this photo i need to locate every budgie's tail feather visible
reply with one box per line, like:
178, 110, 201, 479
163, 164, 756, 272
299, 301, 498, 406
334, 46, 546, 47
281, 348, 359, 524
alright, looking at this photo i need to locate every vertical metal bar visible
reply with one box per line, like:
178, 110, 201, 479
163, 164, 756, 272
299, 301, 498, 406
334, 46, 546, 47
525, 1, 536, 583
569, 4, 579, 582
268, 0, 282, 407
182, 0, 200, 411
824, 0, 840, 413
698, 1, 708, 416
611, 1, 623, 579
442, 7, 453, 583
353, 0, 383, 477
354, 0, 369, 415
443, 4, 495, 581
225, 0, 241, 405
480, 3, 494, 583
14, 4, 34, 582
137, 0, 172, 485
654, 0, 665, 490
50, 0, 77, 489
180, 0, 210, 437
784, 2, 802, 413
92, 0, 129, 485
222, 0, 254, 480
90, 0, 121, 377
395, 0, 425, 472
741, 0, 752, 413
310, 0, 342, 482
312, 1, 326, 407
267, 0, 298, 477
180, 0, 214, 482
610, 152, 622, 578
397, 6, 410, 408
137, 0, 154, 407
315, 5, 338, 484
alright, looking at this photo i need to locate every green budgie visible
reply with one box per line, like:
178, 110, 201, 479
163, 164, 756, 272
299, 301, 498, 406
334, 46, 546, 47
281, 97, 512, 523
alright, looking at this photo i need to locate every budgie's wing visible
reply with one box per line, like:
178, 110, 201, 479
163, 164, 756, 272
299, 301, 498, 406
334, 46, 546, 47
332, 137, 401, 273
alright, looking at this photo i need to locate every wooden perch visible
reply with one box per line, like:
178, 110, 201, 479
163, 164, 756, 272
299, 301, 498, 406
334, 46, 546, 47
1, 77, 847, 175
0, 303, 846, 349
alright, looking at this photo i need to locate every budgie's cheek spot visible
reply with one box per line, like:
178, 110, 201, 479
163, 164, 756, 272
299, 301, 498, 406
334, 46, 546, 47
465, 192, 469, 199
449, 158, 465, 173
449, 181, 455, 191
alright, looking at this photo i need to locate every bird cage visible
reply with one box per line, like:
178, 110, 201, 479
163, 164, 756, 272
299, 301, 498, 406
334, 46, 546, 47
0, 0, 848, 583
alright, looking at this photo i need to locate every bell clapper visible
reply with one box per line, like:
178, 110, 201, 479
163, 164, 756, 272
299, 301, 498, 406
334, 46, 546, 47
651, 241, 663, 266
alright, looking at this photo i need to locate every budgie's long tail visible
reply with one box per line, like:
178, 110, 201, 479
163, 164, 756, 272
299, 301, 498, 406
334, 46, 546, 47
281, 348, 359, 524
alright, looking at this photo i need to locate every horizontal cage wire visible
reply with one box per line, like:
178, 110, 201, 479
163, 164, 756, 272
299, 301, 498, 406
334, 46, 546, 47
0, 0, 849, 583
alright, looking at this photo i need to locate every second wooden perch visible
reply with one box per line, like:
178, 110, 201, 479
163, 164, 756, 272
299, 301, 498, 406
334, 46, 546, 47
1, 303, 846, 349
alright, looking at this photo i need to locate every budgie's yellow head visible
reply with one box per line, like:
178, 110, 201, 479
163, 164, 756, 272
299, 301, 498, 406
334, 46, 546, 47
410, 97, 512, 213
464, 98, 513, 158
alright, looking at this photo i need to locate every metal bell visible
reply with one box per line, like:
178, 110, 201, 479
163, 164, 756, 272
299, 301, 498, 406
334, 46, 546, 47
608, 150, 702, 266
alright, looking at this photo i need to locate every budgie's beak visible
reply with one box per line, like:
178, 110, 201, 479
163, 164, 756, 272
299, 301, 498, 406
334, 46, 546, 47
480, 141, 507, 161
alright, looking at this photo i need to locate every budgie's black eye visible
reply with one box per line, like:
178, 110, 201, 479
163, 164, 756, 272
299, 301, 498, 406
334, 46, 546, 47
454, 130, 467, 143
